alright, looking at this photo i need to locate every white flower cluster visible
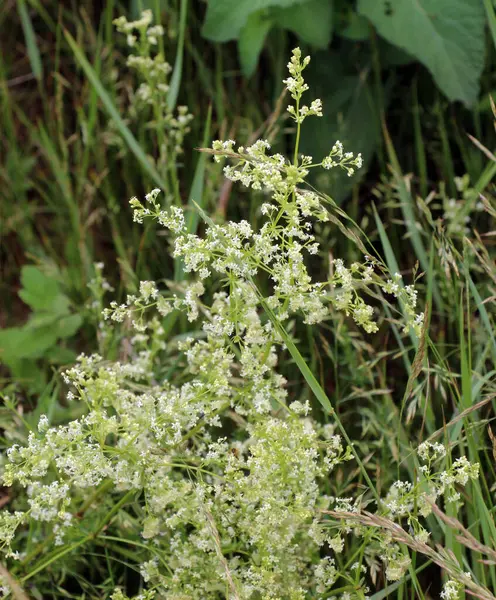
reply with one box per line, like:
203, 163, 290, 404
387, 453, 479, 520
205, 49, 423, 336
441, 579, 463, 600
113, 11, 193, 157
377, 445, 480, 564
326, 438, 480, 586
2, 207, 354, 593
441, 175, 482, 237
1, 334, 351, 596
382, 272, 424, 336
0, 47, 435, 598
383, 542, 411, 582
322, 141, 363, 177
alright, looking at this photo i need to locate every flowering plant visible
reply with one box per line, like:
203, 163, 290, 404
0, 44, 485, 600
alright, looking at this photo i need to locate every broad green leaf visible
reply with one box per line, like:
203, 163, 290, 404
44, 346, 77, 364
0, 325, 58, 361
238, 0, 333, 78
238, 11, 274, 77
275, 0, 333, 48
358, 0, 486, 106
18, 266, 70, 314
202, 0, 306, 42
339, 12, 369, 41
3, 357, 46, 394
54, 314, 83, 339
483, 0, 496, 52
0, 314, 81, 363
0, 328, 30, 362
379, 38, 414, 67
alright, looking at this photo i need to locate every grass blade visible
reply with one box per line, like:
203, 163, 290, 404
167, 0, 188, 110
372, 203, 418, 351
483, 0, 496, 50
64, 29, 167, 190
186, 106, 212, 236
466, 268, 496, 364
17, 0, 43, 80
382, 123, 443, 312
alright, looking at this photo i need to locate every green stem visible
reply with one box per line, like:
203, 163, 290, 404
293, 96, 301, 166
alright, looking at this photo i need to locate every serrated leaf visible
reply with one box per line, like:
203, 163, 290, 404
275, 0, 333, 48
238, 11, 274, 77
0, 314, 81, 364
0, 328, 31, 362
357, 0, 486, 106
202, 0, 306, 42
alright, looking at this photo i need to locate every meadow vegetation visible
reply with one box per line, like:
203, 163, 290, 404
0, 2, 495, 599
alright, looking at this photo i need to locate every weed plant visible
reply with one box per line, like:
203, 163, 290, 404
1, 5, 496, 600
1, 25, 496, 598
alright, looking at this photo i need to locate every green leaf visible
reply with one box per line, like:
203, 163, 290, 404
0, 314, 81, 364
238, 11, 274, 77
3, 358, 46, 394
44, 346, 77, 364
339, 12, 369, 41
483, 0, 496, 52
357, 0, 486, 106
275, 0, 333, 48
379, 38, 414, 67
202, 0, 306, 42
0, 325, 58, 361
18, 266, 70, 314
167, 0, 188, 110
16, 0, 43, 80
237, 0, 333, 77
54, 314, 83, 339
0, 265, 82, 369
